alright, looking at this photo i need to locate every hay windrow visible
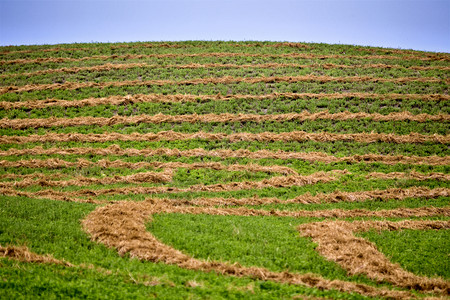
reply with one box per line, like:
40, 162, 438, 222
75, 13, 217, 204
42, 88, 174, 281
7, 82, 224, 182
0, 187, 104, 203
0, 245, 73, 267
368, 171, 450, 181
2, 62, 448, 79
2, 111, 448, 130
0, 158, 297, 175
0, 169, 173, 188
2, 145, 448, 166
2, 92, 448, 110
1, 75, 447, 95
1, 131, 447, 144
1, 51, 445, 66
81, 201, 415, 299
298, 220, 450, 293
152, 205, 450, 219
188, 187, 450, 206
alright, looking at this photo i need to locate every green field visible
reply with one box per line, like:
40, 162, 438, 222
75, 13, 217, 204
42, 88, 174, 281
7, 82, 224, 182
0, 41, 449, 299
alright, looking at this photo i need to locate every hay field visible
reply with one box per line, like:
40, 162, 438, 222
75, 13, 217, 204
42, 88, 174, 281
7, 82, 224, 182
0, 41, 449, 299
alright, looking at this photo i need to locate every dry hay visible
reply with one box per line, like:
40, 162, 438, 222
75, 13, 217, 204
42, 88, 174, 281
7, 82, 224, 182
145, 203, 450, 219
1, 111, 448, 130
298, 220, 450, 293
2, 92, 448, 110
1, 51, 445, 66
2, 145, 448, 166
0, 131, 447, 144
2, 62, 448, 79
3, 184, 448, 208
1, 75, 447, 95
187, 186, 450, 206
0, 245, 73, 267
368, 171, 450, 181
0, 169, 173, 188
0, 158, 297, 175
0, 187, 104, 204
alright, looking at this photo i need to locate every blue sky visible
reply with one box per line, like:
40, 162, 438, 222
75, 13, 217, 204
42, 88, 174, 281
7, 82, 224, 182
0, 0, 449, 52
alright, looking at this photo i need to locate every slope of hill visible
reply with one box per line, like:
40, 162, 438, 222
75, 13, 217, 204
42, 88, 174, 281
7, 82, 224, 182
0, 41, 449, 299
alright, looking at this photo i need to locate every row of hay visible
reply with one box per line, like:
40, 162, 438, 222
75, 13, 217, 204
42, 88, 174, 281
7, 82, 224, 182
2, 62, 449, 79
2, 51, 447, 66
2, 111, 448, 129
3, 92, 448, 110
0, 158, 297, 174
1, 145, 448, 165
1, 131, 447, 144
2, 75, 447, 95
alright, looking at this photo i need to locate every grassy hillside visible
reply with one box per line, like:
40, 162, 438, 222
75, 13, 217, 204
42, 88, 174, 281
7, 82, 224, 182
0, 41, 449, 299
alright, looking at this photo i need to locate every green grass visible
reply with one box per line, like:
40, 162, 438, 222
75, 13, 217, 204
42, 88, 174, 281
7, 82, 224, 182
149, 213, 449, 284
361, 229, 450, 279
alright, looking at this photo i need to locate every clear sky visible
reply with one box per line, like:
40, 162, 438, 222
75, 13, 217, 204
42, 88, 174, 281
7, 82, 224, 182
1, 0, 449, 52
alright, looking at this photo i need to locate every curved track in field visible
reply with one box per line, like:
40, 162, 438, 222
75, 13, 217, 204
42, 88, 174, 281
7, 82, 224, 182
82, 199, 450, 299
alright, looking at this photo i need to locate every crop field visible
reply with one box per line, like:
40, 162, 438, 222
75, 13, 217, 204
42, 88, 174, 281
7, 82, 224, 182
0, 41, 449, 299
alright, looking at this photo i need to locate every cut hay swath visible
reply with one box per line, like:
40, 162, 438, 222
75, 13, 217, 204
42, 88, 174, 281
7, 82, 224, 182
1, 75, 448, 94
0, 41, 448, 299
2, 92, 448, 110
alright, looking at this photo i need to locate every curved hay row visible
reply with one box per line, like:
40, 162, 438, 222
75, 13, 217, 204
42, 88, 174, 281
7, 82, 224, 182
298, 220, 450, 293
2, 93, 448, 110
0, 158, 297, 175
2, 62, 449, 79
82, 200, 450, 298
1, 145, 449, 166
2, 111, 448, 130
1, 75, 447, 95
187, 186, 450, 206
1, 51, 445, 66
1, 131, 447, 144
